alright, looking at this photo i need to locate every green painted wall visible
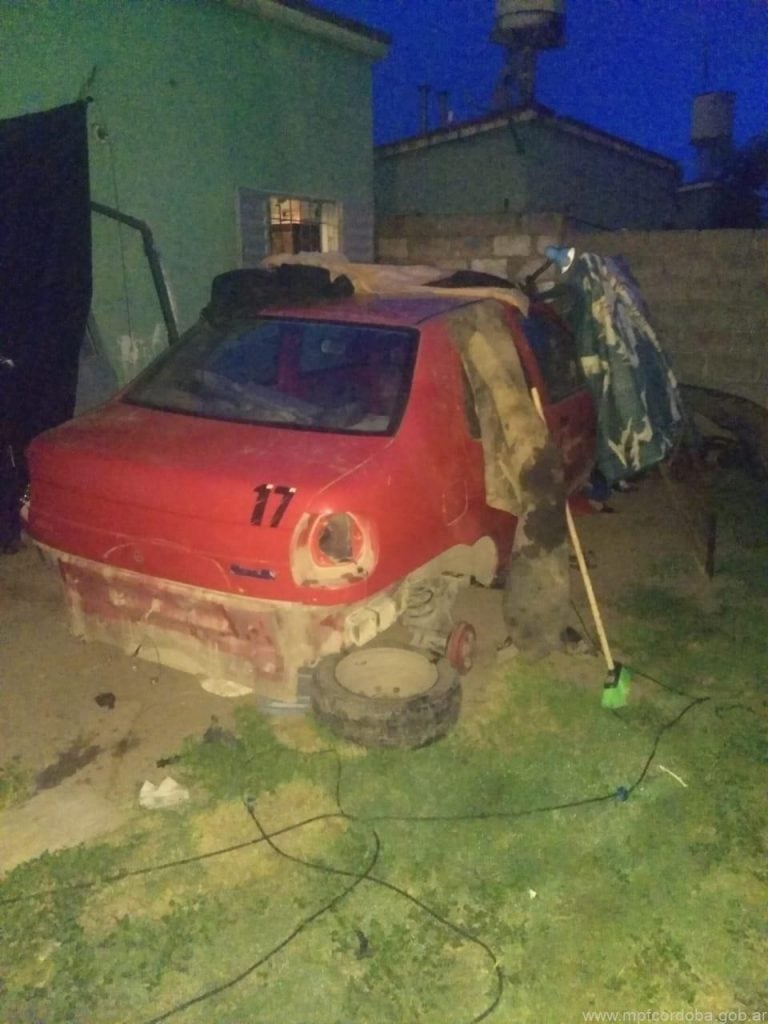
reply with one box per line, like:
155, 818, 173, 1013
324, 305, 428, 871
375, 119, 679, 231
1, 0, 377, 382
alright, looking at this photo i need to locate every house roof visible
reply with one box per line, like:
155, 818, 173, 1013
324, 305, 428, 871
376, 102, 678, 172
226, 0, 390, 58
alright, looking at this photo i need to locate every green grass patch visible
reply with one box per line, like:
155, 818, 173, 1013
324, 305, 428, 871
0, 758, 31, 810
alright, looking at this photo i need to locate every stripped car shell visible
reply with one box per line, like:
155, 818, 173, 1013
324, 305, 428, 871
27, 293, 595, 701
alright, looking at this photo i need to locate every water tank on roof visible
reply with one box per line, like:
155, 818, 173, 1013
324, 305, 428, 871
690, 91, 735, 180
494, 0, 565, 48
691, 91, 735, 143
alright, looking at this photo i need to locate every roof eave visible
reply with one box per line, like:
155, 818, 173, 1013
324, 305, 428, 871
376, 106, 678, 173
226, 0, 390, 59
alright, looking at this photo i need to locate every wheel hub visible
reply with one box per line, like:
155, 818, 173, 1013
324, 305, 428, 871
335, 648, 439, 700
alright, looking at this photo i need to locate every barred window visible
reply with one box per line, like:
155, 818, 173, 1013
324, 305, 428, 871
268, 196, 340, 255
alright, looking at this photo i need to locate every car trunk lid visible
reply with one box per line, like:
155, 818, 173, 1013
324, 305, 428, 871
28, 402, 386, 592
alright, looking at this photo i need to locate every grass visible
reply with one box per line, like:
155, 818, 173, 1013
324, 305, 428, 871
0, 758, 31, 811
1, 470, 767, 1024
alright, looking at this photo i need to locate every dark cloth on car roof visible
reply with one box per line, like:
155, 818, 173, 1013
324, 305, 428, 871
205, 265, 354, 324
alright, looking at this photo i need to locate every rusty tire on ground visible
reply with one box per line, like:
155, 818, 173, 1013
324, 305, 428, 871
310, 647, 461, 749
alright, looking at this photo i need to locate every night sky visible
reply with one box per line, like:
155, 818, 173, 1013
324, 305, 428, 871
319, 0, 767, 177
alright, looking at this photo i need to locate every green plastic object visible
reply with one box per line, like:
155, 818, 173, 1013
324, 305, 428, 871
601, 663, 632, 709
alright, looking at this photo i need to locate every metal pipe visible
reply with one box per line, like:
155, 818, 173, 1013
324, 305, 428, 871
90, 200, 179, 345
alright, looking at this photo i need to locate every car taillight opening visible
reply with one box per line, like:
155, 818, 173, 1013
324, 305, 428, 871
310, 513, 364, 565
292, 511, 376, 587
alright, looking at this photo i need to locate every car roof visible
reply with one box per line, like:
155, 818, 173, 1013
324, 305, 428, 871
262, 293, 482, 327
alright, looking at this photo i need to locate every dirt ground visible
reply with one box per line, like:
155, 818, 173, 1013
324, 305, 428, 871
0, 470, 713, 874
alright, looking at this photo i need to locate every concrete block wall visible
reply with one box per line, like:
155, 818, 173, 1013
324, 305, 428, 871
570, 228, 768, 409
376, 215, 768, 408
376, 213, 567, 285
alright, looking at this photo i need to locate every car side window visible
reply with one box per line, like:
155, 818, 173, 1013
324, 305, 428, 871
521, 312, 583, 403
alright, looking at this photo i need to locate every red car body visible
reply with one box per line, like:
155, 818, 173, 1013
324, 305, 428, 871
27, 293, 595, 700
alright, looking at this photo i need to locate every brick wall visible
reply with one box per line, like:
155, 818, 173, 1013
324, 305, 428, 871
376, 215, 768, 408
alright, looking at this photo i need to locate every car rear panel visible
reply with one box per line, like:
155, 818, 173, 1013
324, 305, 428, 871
27, 401, 387, 599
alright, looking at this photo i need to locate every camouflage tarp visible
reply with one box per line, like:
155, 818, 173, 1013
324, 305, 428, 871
568, 253, 684, 484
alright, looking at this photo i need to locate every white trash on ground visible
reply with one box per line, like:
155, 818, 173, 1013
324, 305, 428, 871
139, 776, 190, 810
200, 677, 254, 698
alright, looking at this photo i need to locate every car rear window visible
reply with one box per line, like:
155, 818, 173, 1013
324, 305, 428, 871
124, 317, 417, 435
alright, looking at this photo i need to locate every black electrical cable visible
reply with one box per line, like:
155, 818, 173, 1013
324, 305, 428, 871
133, 693, 718, 1022
629, 666, 705, 699
632, 666, 765, 710
625, 697, 708, 795
242, 799, 504, 1024
141, 816, 381, 1024
138, 681, 722, 1024
146, 797, 504, 1024
343, 786, 617, 823
0, 679, 751, 1024
714, 702, 765, 719
0, 811, 343, 909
